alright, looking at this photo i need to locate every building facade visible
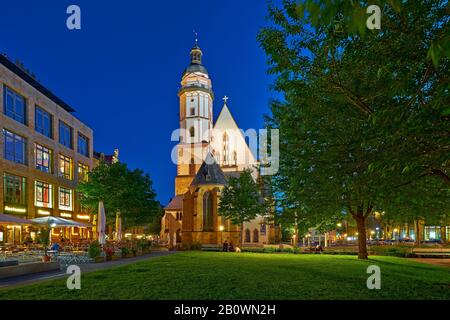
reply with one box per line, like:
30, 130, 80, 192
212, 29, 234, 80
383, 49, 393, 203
0, 54, 94, 243
162, 43, 277, 248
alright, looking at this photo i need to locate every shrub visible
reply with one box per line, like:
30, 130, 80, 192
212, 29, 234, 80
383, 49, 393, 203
88, 241, 101, 259
120, 247, 130, 257
181, 242, 202, 251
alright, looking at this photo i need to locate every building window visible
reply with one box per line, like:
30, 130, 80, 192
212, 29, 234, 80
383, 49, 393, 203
35, 144, 52, 173
59, 121, 73, 149
77, 133, 89, 157
190, 108, 195, 116
35, 181, 53, 208
260, 224, 267, 236
245, 229, 251, 243
3, 173, 27, 205
189, 126, 195, 138
202, 191, 213, 231
35, 106, 53, 138
3, 129, 27, 165
59, 187, 73, 211
253, 229, 259, 243
58, 154, 73, 180
424, 226, 441, 241
78, 163, 89, 182
3, 86, 27, 125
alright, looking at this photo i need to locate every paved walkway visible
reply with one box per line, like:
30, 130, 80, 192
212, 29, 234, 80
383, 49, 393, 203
0, 250, 175, 289
413, 258, 450, 268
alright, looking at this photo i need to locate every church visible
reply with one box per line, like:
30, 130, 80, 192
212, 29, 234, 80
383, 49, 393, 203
161, 40, 277, 248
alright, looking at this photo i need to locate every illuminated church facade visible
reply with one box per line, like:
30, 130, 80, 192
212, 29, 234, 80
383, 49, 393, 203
161, 41, 277, 248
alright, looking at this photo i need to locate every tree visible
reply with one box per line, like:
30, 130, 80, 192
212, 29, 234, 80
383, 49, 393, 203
78, 161, 159, 230
218, 169, 266, 246
258, 0, 449, 258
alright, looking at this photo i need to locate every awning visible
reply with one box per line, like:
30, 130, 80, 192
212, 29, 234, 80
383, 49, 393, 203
0, 213, 33, 226
30, 216, 92, 228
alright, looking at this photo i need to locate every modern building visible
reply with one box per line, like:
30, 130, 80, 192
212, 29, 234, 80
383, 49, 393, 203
0, 54, 94, 243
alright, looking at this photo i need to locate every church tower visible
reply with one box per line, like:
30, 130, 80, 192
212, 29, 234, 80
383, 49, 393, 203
175, 39, 214, 195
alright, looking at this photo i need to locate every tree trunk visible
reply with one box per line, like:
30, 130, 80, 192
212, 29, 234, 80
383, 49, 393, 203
414, 220, 421, 246
354, 213, 368, 259
240, 223, 244, 248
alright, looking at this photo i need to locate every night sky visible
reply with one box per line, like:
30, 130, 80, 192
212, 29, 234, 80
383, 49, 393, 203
1, 0, 280, 204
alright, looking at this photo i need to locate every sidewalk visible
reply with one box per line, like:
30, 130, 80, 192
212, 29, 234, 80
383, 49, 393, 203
413, 258, 450, 268
0, 250, 175, 289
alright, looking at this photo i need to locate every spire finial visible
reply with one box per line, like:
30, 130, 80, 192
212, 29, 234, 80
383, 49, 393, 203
193, 30, 198, 46
223, 95, 229, 104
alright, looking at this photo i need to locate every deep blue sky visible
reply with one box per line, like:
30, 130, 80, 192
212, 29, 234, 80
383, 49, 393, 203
1, 0, 279, 204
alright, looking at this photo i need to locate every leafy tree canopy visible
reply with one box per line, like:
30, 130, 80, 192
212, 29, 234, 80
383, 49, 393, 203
78, 161, 159, 228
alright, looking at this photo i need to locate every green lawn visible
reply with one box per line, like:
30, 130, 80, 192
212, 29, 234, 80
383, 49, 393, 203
0, 252, 449, 300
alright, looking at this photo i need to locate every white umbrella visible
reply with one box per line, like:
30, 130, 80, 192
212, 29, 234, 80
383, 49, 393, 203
30, 216, 91, 228
97, 201, 106, 245
30, 216, 92, 247
115, 211, 122, 242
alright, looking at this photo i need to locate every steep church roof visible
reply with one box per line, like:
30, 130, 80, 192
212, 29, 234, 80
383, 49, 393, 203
191, 153, 227, 186
213, 101, 258, 162
164, 195, 183, 211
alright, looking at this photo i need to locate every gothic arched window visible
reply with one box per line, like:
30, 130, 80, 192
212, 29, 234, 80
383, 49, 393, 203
245, 229, 251, 243
203, 191, 214, 231
253, 229, 259, 243
223, 132, 229, 165
190, 127, 195, 138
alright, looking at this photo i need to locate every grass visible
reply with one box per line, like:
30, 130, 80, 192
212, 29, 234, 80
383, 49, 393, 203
0, 252, 449, 300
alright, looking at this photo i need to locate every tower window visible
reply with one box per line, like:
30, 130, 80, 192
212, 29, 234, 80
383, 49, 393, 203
190, 108, 195, 116
189, 127, 195, 138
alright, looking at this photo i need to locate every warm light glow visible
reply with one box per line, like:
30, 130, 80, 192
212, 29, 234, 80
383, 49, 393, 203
219, 225, 224, 231
393, 228, 398, 233
336, 223, 342, 227
51, 223, 57, 228
37, 209, 51, 216
355, 232, 359, 236
4, 206, 26, 213
76, 214, 90, 220
370, 230, 375, 235
60, 212, 72, 218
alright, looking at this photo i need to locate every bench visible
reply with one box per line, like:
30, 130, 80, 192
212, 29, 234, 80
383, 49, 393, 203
201, 245, 221, 252
303, 247, 324, 253
411, 248, 450, 258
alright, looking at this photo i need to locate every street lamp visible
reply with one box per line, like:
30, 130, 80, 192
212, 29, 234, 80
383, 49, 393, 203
219, 225, 224, 246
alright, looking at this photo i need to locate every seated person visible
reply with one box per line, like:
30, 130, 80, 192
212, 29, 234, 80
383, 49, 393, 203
50, 242, 61, 254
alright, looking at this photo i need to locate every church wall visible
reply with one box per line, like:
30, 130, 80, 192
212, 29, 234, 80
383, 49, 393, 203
181, 185, 241, 245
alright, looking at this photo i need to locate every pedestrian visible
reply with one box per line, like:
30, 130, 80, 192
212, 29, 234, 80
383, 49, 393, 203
222, 240, 229, 252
